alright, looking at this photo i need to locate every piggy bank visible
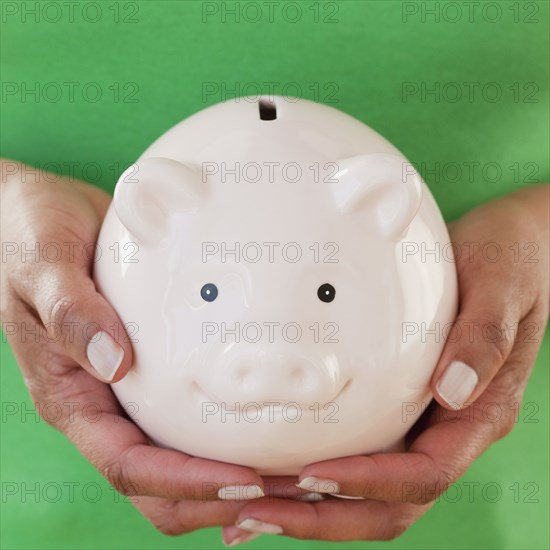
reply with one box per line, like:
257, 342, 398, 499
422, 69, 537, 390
94, 97, 457, 475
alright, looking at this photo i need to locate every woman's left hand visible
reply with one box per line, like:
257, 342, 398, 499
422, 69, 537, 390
222, 184, 549, 544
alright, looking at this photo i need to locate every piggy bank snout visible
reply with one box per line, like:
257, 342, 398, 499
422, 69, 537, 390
210, 352, 344, 406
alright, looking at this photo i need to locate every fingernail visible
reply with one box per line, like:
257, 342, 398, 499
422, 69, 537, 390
218, 484, 264, 500
296, 476, 340, 494
436, 360, 478, 409
333, 494, 366, 500
236, 518, 283, 535
297, 491, 325, 502
224, 532, 261, 547
86, 331, 124, 382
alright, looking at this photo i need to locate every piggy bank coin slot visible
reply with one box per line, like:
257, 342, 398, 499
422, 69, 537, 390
259, 99, 277, 120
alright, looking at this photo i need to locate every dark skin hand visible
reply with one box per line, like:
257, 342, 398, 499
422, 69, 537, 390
0, 160, 271, 536
223, 184, 549, 543
2, 159, 548, 544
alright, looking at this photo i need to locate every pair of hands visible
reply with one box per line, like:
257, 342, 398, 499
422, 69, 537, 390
1, 159, 548, 545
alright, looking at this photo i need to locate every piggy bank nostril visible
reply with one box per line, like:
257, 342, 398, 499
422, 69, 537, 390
289, 367, 307, 388
233, 365, 253, 387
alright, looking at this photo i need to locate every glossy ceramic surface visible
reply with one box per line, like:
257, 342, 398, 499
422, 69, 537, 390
94, 97, 458, 475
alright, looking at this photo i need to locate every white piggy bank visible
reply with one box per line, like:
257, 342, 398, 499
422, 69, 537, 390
94, 97, 457, 475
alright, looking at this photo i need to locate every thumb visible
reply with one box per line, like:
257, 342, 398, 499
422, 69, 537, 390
17, 262, 133, 383
431, 264, 520, 410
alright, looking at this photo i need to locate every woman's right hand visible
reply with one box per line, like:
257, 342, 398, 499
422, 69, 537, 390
0, 159, 270, 537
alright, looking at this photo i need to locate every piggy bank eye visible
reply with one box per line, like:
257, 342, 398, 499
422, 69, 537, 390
201, 283, 218, 302
317, 283, 336, 303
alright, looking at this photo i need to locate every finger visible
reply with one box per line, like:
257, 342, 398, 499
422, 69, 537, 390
295, 399, 499, 503
296, 330, 539, 504
295, 446, 461, 504
10, 312, 266, 502
430, 255, 522, 410
54, 370, 265, 501
431, 310, 517, 411
231, 497, 429, 541
134, 496, 248, 536
13, 260, 133, 383
221, 482, 324, 546
221, 525, 261, 547
432, 202, 544, 410
135, 481, 320, 543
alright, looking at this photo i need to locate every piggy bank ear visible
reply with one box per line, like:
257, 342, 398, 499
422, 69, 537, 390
331, 153, 423, 240
114, 157, 203, 243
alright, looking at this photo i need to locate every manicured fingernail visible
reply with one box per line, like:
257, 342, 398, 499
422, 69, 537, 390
297, 491, 325, 502
296, 476, 340, 494
218, 484, 264, 500
436, 360, 478, 409
236, 518, 283, 535
86, 331, 124, 381
224, 532, 261, 547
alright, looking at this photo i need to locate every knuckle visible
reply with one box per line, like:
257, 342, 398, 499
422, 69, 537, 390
103, 450, 136, 497
134, 500, 194, 537
47, 296, 76, 330
404, 458, 456, 505
461, 313, 515, 365
13, 261, 37, 287
413, 469, 455, 505
357, 477, 376, 499
152, 516, 195, 537
0, 291, 13, 324
408, 490, 434, 506
379, 506, 418, 541
494, 410, 516, 440
154, 521, 186, 537
438, 465, 456, 488
380, 519, 410, 541
293, 503, 324, 540
435, 466, 458, 496
34, 399, 56, 426
407, 485, 440, 505
483, 371, 526, 441
486, 329, 514, 366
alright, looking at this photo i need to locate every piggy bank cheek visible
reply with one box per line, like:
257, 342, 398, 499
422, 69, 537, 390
161, 271, 249, 372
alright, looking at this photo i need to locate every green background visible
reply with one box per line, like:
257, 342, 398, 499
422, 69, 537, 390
1, 0, 549, 548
